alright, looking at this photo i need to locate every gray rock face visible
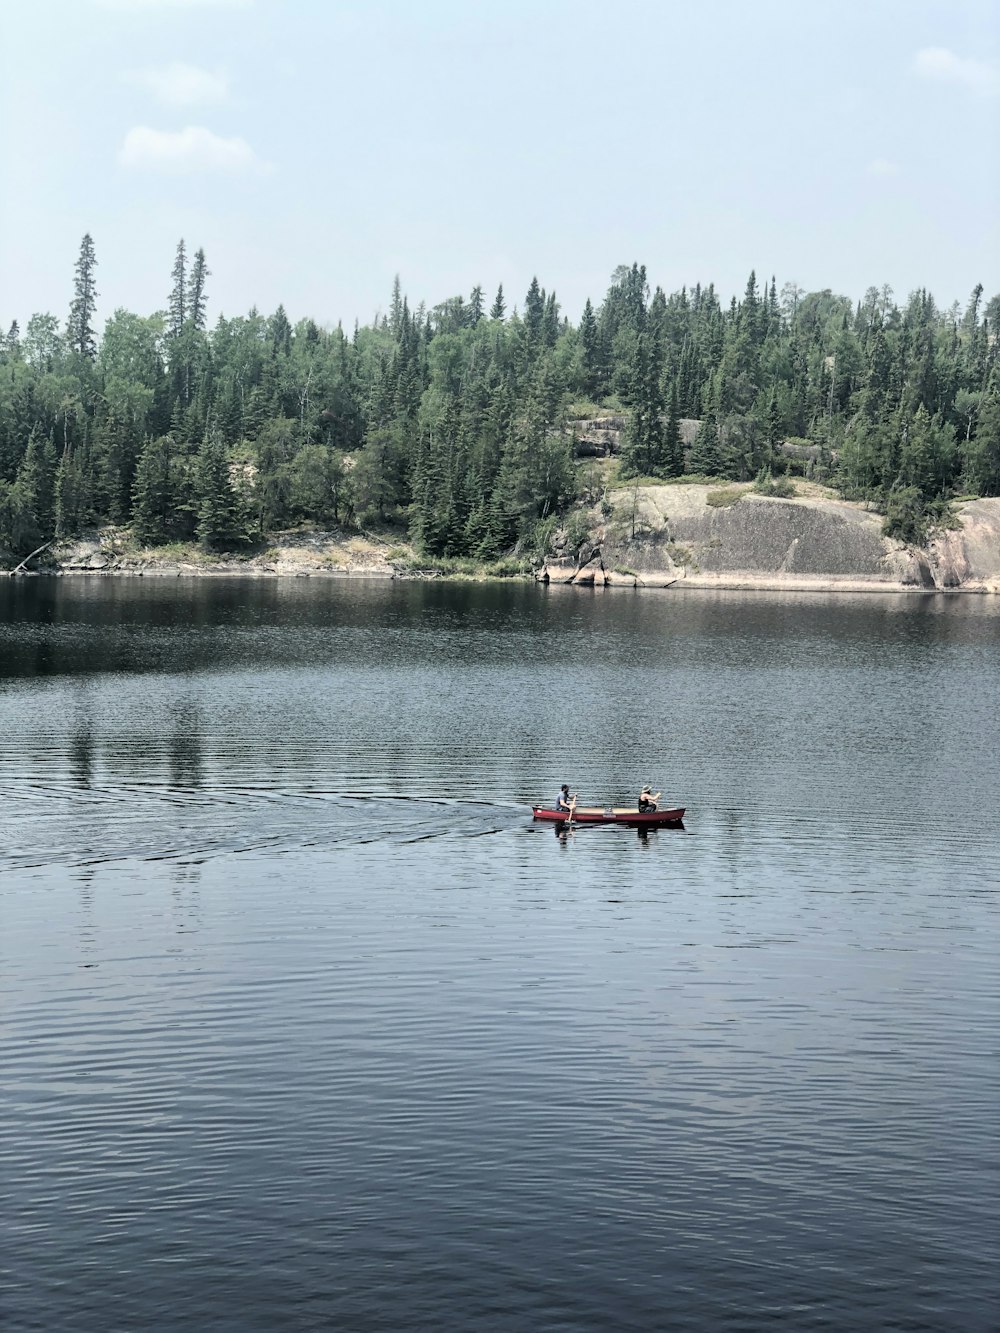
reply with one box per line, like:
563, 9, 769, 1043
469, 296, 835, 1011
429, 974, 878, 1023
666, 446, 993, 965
537, 557, 577, 584
567, 415, 701, 459
671, 496, 888, 576
567, 416, 626, 457
591, 485, 1000, 592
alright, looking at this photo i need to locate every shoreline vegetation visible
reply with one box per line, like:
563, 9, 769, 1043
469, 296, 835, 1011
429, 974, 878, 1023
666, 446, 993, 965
11, 480, 1000, 594
3, 241, 999, 592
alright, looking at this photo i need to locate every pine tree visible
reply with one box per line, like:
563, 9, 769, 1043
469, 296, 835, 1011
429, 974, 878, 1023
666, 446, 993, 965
0, 478, 38, 554
687, 412, 721, 476
739, 270, 760, 341
766, 389, 783, 462
469, 285, 484, 326
524, 277, 544, 350
132, 435, 177, 544
67, 233, 99, 358
168, 240, 187, 340
541, 291, 560, 347
195, 434, 250, 549
269, 305, 292, 356
188, 248, 210, 330
619, 334, 664, 477
7, 431, 57, 546
895, 405, 956, 497
664, 381, 684, 477
579, 298, 599, 397
389, 274, 403, 337
960, 392, 1000, 495
54, 445, 90, 538
490, 283, 506, 321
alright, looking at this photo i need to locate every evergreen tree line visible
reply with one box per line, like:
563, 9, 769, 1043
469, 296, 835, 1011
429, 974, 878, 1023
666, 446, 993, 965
1, 238, 998, 560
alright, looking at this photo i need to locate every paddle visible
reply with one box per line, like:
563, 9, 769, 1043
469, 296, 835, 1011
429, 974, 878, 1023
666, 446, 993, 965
566, 794, 578, 826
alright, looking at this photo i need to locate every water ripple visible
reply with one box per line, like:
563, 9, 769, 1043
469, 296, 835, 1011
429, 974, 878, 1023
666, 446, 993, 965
1, 582, 999, 1332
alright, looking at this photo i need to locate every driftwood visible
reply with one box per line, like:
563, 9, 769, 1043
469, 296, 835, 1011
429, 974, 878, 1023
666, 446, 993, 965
6, 541, 52, 576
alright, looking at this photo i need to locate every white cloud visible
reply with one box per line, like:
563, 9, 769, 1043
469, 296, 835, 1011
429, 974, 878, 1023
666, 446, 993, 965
125, 63, 229, 107
867, 158, 900, 177
119, 125, 269, 173
913, 47, 1000, 97
96, 0, 249, 10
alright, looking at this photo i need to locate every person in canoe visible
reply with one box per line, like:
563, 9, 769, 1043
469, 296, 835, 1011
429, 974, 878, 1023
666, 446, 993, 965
556, 784, 577, 815
638, 785, 661, 813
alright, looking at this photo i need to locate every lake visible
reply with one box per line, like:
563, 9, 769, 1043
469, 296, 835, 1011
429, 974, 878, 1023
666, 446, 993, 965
1, 576, 998, 1332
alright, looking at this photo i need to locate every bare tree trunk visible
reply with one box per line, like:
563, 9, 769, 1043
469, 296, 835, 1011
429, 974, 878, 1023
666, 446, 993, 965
7, 541, 52, 576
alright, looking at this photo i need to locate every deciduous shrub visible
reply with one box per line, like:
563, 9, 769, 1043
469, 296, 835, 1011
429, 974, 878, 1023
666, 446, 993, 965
705, 487, 743, 508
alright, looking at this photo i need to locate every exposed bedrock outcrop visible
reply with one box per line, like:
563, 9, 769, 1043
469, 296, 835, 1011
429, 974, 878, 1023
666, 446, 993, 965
927, 500, 1000, 590
566, 416, 701, 457
537, 486, 1000, 592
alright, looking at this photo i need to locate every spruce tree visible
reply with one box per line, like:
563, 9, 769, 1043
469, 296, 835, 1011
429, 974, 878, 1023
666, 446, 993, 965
541, 291, 560, 347
0, 477, 39, 553
54, 446, 89, 537
688, 412, 721, 476
524, 277, 544, 350
7, 431, 57, 546
67, 233, 99, 358
620, 334, 664, 477
961, 393, 1000, 495
168, 240, 187, 340
195, 434, 250, 549
766, 389, 783, 464
389, 275, 403, 336
188, 248, 210, 330
664, 381, 684, 477
270, 305, 292, 356
579, 298, 599, 397
132, 435, 176, 544
490, 283, 506, 321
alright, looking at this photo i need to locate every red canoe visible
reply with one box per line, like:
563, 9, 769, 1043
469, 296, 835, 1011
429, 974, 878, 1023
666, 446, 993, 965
532, 805, 685, 828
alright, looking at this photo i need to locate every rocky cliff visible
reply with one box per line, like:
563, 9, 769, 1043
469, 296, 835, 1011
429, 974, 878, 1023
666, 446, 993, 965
539, 483, 1000, 593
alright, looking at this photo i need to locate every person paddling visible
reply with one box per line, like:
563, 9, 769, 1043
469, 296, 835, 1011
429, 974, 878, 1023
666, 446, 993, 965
556, 784, 577, 815
638, 785, 660, 813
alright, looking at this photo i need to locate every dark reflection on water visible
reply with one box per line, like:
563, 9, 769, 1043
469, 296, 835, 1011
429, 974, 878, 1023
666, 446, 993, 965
169, 701, 204, 789
1, 578, 999, 1332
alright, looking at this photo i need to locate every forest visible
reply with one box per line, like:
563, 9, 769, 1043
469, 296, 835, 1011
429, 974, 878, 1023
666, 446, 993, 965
1, 235, 998, 563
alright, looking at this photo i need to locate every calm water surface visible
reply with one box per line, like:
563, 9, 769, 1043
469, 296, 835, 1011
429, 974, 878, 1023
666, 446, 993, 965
1, 577, 998, 1331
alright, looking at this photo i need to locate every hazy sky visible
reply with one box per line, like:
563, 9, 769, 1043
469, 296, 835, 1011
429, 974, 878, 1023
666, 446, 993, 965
1, 0, 997, 332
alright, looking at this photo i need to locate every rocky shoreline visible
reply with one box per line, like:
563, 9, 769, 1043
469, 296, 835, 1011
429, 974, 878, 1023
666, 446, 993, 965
538, 483, 1000, 595
6, 485, 1000, 593
18, 528, 405, 581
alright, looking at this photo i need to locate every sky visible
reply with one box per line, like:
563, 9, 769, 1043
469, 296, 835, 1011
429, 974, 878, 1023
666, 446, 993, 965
1, 0, 998, 333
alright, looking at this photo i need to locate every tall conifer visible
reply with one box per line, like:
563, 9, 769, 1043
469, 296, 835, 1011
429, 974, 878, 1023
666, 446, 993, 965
188, 248, 210, 330
169, 240, 187, 340
67, 234, 99, 358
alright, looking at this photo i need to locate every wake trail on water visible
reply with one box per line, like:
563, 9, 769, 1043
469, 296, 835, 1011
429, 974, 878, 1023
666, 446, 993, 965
0, 785, 526, 873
